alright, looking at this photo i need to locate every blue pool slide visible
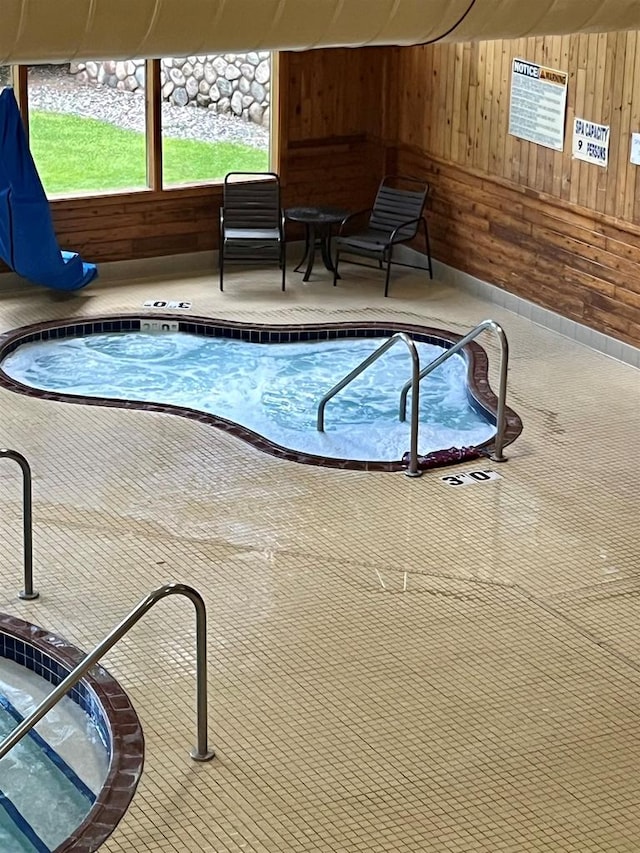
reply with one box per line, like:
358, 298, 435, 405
0, 87, 97, 291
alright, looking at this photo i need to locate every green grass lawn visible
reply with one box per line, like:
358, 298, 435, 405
29, 111, 269, 194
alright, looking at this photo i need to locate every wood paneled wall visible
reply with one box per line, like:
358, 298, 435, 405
51, 187, 219, 263
388, 34, 640, 219
385, 34, 640, 346
281, 48, 384, 144
278, 48, 385, 213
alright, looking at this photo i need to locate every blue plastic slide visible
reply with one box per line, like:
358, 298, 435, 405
0, 87, 97, 291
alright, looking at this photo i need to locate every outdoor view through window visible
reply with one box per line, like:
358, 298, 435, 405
161, 53, 270, 186
16, 55, 271, 196
28, 63, 147, 195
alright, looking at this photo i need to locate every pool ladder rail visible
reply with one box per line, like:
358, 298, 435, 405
0, 449, 37, 600
316, 319, 510, 477
0, 582, 215, 763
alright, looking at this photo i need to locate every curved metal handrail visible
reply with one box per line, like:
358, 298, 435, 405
317, 332, 422, 477
0, 582, 215, 763
0, 449, 38, 600
399, 319, 510, 462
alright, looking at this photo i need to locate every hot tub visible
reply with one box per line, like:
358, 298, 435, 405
0, 613, 144, 852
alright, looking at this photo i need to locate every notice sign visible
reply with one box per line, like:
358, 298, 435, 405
509, 58, 568, 151
572, 118, 610, 168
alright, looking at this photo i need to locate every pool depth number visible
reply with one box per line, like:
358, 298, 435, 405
439, 469, 502, 487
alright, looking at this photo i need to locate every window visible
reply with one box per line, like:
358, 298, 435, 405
2, 53, 276, 198
161, 53, 271, 186
27, 62, 147, 196
0, 65, 11, 90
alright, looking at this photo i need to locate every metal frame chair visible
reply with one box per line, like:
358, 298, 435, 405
219, 172, 286, 291
333, 175, 433, 297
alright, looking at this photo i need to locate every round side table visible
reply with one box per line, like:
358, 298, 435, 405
285, 206, 348, 281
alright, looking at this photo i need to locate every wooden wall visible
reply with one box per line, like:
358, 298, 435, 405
385, 34, 640, 347
279, 48, 385, 211
51, 187, 218, 263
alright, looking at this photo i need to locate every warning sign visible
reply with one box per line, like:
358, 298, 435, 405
572, 118, 610, 168
509, 58, 568, 151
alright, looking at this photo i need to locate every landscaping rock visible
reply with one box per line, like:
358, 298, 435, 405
64, 53, 271, 128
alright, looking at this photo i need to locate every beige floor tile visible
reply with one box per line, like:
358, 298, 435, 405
0, 261, 638, 851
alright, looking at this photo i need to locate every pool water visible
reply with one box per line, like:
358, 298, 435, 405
0, 660, 109, 852
2, 332, 496, 460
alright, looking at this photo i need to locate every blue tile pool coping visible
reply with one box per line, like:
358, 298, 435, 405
0, 315, 523, 471
0, 614, 144, 853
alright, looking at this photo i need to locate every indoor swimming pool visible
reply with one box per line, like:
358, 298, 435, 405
0, 316, 522, 470
0, 615, 143, 852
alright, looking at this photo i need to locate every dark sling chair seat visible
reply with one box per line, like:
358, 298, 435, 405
333, 175, 433, 297
219, 171, 286, 291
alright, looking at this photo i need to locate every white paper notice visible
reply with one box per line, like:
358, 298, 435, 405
509, 58, 568, 151
572, 118, 610, 168
631, 133, 640, 166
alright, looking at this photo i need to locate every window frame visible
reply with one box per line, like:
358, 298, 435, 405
4, 56, 278, 200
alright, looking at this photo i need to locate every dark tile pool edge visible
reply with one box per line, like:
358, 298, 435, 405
0, 613, 144, 853
0, 315, 523, 472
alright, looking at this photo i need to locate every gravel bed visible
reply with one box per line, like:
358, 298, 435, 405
28, 77, 269, 149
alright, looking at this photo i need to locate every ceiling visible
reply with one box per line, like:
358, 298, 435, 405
2, 0, 640, 63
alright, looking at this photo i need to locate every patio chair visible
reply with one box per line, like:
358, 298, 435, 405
219, 172, 286, 291
333, 175, 433, 297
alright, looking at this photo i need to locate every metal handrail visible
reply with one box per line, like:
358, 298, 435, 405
0, 449, 38, 600
0, 582, 215, 763
317, 332, 422, 477
399, 319, 510, 462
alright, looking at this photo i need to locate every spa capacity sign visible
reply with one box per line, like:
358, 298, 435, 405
572, 118, 610, 168
509, 59, 568, 151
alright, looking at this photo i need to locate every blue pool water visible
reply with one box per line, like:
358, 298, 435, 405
2, 332, 496, 460
0, 700, 94, 851
0, 660, 108, 852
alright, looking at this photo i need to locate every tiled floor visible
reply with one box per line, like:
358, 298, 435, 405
0, 259, 639, 852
